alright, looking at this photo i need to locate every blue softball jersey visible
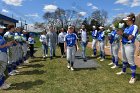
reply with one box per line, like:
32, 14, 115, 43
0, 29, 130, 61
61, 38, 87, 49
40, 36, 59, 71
122, 25, 138, 44
64, 33, 77, 47
109, 30, 120, 44
98, 31, 105, 41
92, 30, 98, 39
0, 35, 7, 53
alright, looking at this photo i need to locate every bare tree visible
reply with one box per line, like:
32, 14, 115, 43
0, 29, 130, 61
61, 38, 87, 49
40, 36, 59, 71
34, 22, 48, 31
43, 8, 79, 29
91, 10, 108, 26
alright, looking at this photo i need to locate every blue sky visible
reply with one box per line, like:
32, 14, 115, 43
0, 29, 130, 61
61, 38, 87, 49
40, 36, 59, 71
0, 0, 140, 25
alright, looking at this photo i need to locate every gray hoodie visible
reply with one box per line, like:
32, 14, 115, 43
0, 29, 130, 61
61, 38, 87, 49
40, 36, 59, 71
46, 31, 57, 44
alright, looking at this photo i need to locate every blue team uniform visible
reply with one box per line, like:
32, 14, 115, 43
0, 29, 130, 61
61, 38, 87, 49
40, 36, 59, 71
121, 25, 138, 78
98, 31, 105, 59
64, 33, 77, 68
0, 35, 8, 87
92, 30, 98, 39
109, 30, 120, 44
109, 30, 120, 66
65, 33, 77, 47
122, 25, 138, 44
0, 35, 7, 53
92, 30, 98, 56
98, 31, 105, 41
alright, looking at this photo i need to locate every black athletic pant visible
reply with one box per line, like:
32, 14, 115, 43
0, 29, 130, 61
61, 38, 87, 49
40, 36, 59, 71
59, 43, 65, 55
29, 44, 34, 57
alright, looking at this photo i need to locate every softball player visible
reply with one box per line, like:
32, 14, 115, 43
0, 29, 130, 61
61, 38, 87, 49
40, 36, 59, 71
64, 26, 79, 71
116, 13, 138, 84
97, 26, 105, 61
39, 31, 48, 58
21, 30, 29, 63
15, 27, 23, 65
4, 25, 17, 76
91, 26, 98, 57
0, 25, 13, 89
108, 25, 120, 68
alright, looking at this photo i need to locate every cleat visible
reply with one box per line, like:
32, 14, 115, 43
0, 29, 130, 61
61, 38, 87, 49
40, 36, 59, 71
116, 71, 126, 75
111, 65, 118, 69
97, 57, 101, 59
100, 58, 105, 62
24, 60, 29, 64
43, 56, 46, 58
8, 71, 16, 76
129, 77, 136, 84
46, 55, 48, 57
67, 64, 71, 69
13, 70, 20, 73
70, 67, 74, 71
108, 62, 114, 66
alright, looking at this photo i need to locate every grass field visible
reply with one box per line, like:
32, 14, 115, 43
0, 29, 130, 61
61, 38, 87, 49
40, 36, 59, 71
1, 38, 140, 93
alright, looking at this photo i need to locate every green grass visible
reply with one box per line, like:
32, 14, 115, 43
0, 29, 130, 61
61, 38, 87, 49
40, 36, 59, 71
1, 40, 140, 93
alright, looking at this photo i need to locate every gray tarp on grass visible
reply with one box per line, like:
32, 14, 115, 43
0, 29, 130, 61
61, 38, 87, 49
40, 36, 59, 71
74, 51, 100, 68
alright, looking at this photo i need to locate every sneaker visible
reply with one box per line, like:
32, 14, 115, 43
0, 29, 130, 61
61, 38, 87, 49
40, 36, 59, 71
67, 64, 71, 69
0, 83, 10, 90
100, 58, 105, 62
97, 57, 101, 59
61, 55, 64, 58
129, 77, 136, 84
70, 67, 74, 71
116, 71, 126, 75
108, 62, 114, 66
111, 65, 118, 69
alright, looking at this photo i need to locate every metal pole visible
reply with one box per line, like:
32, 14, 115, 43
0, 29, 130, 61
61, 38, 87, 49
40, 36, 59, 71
20, 17, 22, 28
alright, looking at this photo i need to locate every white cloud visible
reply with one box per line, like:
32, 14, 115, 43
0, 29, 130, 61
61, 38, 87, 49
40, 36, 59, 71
115, 0, 140, 7
78, 12, 86, 16
87, 2, 92, 6
92, 5, 98, 10
2, 9, 9, 13
113, 8, 123, 11
25, 13, 39, 17
131, 0, 140, 7
2, 0, 23, 6
115, 0, 130, 6
43, 4, 58, 13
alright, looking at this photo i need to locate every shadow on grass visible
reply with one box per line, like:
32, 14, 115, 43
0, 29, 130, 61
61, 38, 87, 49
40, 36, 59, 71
17, 70, 46, 75
23, 64, 45, 68
6, 79, 44, 90
29, 59, 47, 63
74, 67, 97, 71
54, 56, 61, 59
